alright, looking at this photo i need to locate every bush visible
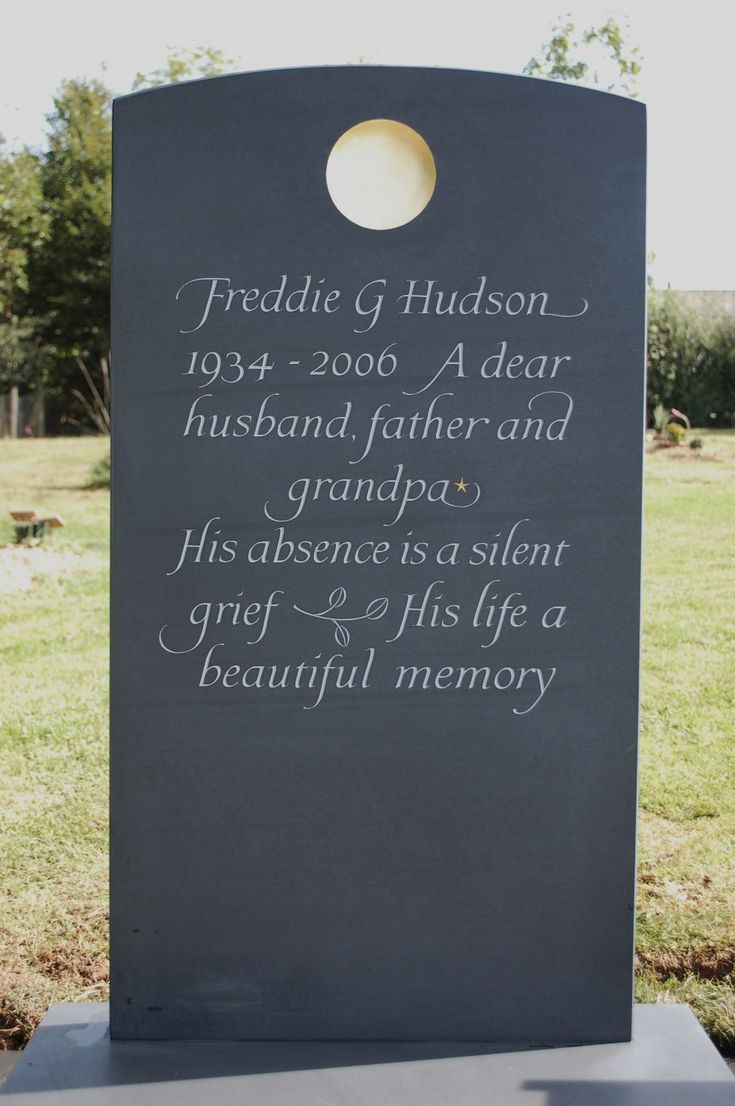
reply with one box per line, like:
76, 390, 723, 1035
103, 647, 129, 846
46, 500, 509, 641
88, 452, 110, 489
647, 292, 735, 427
665, 421, 686, 444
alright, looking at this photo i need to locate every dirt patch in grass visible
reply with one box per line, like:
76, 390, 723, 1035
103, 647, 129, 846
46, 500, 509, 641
0, 963, 44, 1050
0, 951, 109, 1050
0, 997, 33, 1049
0, 910, 109, 1050
637, 948, 735, 982
31, 946, 108, 990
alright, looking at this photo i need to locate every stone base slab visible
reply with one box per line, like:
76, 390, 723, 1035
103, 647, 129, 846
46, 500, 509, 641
2, 1003, 734, 1104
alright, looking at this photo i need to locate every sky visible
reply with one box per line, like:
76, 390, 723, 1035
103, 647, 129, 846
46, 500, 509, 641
1, 0, 733, 290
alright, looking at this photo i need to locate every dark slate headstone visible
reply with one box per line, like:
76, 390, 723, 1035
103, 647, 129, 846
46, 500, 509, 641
111, 67, 646, 1043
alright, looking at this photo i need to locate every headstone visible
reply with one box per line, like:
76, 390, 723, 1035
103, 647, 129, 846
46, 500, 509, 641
111, 67, 645, 1043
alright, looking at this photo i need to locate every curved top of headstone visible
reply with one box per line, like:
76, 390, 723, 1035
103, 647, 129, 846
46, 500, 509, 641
114, 63, 646, 111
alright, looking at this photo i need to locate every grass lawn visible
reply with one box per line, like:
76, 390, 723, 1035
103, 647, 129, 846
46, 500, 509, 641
0, 438, 109, 1046
636, 431, 735, 1049
0, 433, 733, 1051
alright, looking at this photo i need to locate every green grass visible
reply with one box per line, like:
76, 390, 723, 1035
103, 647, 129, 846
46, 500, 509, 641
0, 438, 109, 1045
636, 431, 735, 1050
0, 433, 733, 1051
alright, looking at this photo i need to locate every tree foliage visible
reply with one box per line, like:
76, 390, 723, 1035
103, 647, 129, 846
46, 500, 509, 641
27, 79, 112, 370
0, 315, 51, 389
0, 146, 49, 387
0, 81, 112, 419
0, 147, 46, 312
524, 16, 642, 97
647, 293, 735, 427
133, 47, 236, 91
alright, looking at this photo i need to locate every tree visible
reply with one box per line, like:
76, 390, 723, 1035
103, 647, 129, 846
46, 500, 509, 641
647, 292, 735, 427
21, 79, 112, 425
524, 16, 642, 97
133, 47, 237, 91
0, 145, 49, 388
0, 146, 46, 312
28, 79, 112, 364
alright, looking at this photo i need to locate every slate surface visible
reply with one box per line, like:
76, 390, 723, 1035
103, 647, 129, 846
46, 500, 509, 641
111, 67, 646, 1041
0, 1056, 18, 1088
3, 1004, 735, 1104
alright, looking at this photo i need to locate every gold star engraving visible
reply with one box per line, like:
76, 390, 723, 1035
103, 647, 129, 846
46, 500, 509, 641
455, 478, 469, 493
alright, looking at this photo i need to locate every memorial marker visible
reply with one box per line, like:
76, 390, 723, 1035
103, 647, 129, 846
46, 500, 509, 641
110, 67, 646, 1043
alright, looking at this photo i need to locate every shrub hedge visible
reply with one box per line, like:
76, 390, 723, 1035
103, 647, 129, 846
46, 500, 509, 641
647, 292, 735, 428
